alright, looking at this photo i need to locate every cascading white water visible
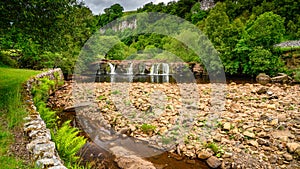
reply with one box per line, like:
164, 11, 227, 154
108, 63, 116, 74
150, 64, 155, 75
155, 63, 161, 75
162, 63, 169, 75
127, 62, 133, 75
149, 63, 169, 75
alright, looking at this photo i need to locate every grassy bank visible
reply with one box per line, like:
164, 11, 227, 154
0, 67, 41, 169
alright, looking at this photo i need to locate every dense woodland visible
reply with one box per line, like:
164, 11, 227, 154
1, 0, 300, 76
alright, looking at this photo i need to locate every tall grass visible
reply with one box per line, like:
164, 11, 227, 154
0, 67, 41, 169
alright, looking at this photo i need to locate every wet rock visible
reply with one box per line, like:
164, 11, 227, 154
256, 73, 271, 85
206, 156, 221, 168
287, 143, 300, 153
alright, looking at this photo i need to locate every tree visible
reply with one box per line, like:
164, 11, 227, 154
244, 12, 285, 48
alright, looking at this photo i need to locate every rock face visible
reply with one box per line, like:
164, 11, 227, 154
256, 73, 271, 85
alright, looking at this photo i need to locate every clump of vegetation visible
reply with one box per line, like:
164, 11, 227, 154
205, 142, 224, 157
52, 120, 87, 166
140, 123, 156, 134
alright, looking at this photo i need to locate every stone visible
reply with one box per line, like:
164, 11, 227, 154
283, 153, 293, 161
110, 146, 156, 169
223, 122, 231, 130
257, 138, 269, 146
243, 131, 255, 138
248, 140, 259, 147
206, 156, 222, 168
271, 73, 290, 83
256, 87, 268, 94
198, 150, 212, 159
278, 114, 287, 122
287, 143, 300, 153
256, 73, 271, 85
270, 118, 278, 125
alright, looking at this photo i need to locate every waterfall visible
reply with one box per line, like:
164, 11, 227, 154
162, 63, 169, 75
149, 63, 169, 75
127, 62, 133, 75
155, 63, 161, 75
108, 63, 116, 74
150, 64, 155, 75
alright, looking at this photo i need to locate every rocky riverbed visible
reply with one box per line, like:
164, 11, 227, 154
48, 81, 300, 169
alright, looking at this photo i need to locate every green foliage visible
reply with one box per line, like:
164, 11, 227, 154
140, 123, 156, 134
52, 120, 87, 166
0, 50, 21, 67
243, 47, 285, 76
244, 12, 285, 48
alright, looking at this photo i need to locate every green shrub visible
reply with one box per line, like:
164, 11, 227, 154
52, 120, 87, 166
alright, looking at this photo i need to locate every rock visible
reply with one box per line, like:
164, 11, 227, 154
278, 114, 287, 122
110, 146, 156, 169
248, 140, 259, 147
222, 152, 233, 158
267, 104, 276, 110
270, 118, 278, 125
198, 150, 212, 159
223, 122, 231, 130
283, 153, 293, 161
206, 156, 222, 168
287, 143, 300, 153
256, 73, 271, 85
257, 138, 269, 146
271, 73, 291, 83
243, 131, 256, 138
256, 87, 268, 94
269, 154, 277, 164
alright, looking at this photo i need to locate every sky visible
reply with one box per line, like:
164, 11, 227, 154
83, 0, 176, 15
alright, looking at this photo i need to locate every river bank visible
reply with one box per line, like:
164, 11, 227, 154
48, 81, 300, 169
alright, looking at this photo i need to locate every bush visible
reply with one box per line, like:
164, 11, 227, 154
0, 50, 21, 67
242, 47, 286, 76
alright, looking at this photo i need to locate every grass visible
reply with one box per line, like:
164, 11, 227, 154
0, 67, 41, 169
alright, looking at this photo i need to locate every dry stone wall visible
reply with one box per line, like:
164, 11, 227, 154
23, 68, 67, 169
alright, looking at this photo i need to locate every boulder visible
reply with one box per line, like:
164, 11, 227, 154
256, 73, 271, 85
206, 156, 221, 168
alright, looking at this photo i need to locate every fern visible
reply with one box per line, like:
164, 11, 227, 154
52, 120, 87, 165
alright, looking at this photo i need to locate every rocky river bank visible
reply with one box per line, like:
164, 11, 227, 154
48, 81, 300, 169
